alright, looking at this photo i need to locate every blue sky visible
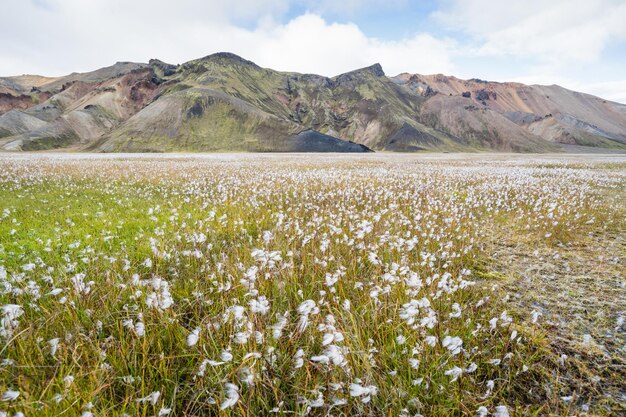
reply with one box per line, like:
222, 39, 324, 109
2, 0, 626, 103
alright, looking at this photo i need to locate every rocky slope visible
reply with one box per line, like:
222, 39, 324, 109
393, 74, 626, 150
1, 53, 624, 152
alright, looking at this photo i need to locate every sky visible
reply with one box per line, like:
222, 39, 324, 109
2, 0, 626, 103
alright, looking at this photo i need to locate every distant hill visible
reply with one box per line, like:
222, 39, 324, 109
1, 52, 625, 153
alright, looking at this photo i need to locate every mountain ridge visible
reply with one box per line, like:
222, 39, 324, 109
1, 52, 624, 153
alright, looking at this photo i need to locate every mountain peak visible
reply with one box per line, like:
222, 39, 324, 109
199, 52, 260, 68
368, 63, 385, 77
333, 63, 385, 86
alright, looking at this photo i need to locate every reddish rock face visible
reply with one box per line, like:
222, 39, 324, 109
120, 68, 164, 112
0, 91, 51, 115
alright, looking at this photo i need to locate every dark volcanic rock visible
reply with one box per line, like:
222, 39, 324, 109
476, 90, 490, 101
287, 129, 373, 152
149, 59, 178, 77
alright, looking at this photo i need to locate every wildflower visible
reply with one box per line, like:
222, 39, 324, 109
136, 391, 160, 405
476, 406, 489, 417
71, 273, 93, 295
249, 296, 270, 315
531, 310, 541, 323
64, 375, 75, 388
1, 304, 23, 338
297, 300, 317, 332
145, 277, 174, 310
442, 335, 463, 355
187, 327, 201, 347
482, 380, 495, 398
308, 391, 324, 408
449, 303, 462, 318
270, 313, 288, 339
349, 383, 378, 403
1, 390, 19, 401
444, 366, 463, 382
424, 335, 437, 347
21, 263, 35, 271
49, 338, 60, 357
220, 383, 239, 410
134, 321, 145, 337
294, 349, 305, 369
493, 405, 509, 417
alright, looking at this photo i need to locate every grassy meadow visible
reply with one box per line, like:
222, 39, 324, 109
0, 154, 624, 416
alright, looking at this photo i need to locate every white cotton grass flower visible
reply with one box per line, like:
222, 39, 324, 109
449, 303, 462, 318
196, 359, 210, 377
1, 304, 24, 338
476, 406, 489, 417
349, 383, 378, 403
134, 321, 145, 337
322, 331, 344, 346
494, 405, 510, 417
249, 296, 270, 315
424, 335, 437, 347
308, 391, 324, 408
270, 313, 288, 339
187, 327, 201, 347
531, 310, 542, 323
70, 273, 93, 295
445, 366, 464, 382
145, 277, 174, 311
481, 380, 495, 399
311, 344, 348, 368
442, 335, 463, 355
201, 350, 234, 368
297, 300, 317, 332
64, 375, 75, 388
49, 338, 60, 357
220, 383, 239, 410
136, 390, 160, 405
1, 390, 19, 401
465, 362, 478, 373
293, 349, 305, 369
21, 263, 35, 271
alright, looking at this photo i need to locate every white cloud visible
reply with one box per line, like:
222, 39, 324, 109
1, 0, 624, 104
0, 1, 456, 77
578, 80, 626, 105
227, 14, 457, 76
434, 0, 626, 64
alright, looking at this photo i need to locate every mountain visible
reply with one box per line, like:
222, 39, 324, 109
1, 52, 625, 153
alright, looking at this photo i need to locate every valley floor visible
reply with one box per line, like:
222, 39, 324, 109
0, 153, 624, 416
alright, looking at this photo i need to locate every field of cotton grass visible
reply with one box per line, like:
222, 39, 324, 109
0, 153, 624, 416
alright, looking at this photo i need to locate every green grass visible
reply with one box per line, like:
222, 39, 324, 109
0, 155, 623, 416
